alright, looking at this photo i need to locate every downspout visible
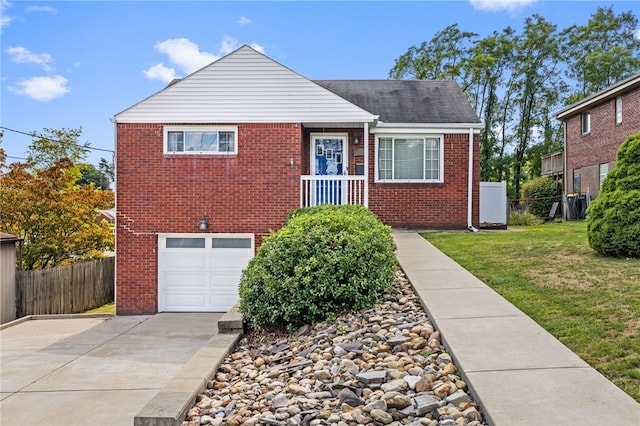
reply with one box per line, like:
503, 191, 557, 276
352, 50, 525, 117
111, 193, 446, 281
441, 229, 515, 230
562, 121, 568, 220
363, 122, 369, 208
468, 127, 479, 233
109, 116, 118, 311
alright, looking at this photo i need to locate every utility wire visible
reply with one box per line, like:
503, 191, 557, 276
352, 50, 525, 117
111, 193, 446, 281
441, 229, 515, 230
0, 126, 114, 154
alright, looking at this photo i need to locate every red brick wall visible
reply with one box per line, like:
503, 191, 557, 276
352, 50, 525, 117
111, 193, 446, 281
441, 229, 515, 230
565, 87, 640, 196
116, 122, 303, 314
368, 133, 480, 229
117, 123, 479, 314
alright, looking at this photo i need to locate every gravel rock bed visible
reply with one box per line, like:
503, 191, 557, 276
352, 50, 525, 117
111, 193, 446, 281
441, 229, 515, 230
182, 270, 487, 426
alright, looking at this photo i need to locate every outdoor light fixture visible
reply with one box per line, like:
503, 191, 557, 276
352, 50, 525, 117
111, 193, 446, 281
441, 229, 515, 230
354, 135, 359, 145
198, 215, 209, 231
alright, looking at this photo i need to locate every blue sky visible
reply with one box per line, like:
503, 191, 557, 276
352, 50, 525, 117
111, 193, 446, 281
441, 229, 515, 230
2, 0, 639, 166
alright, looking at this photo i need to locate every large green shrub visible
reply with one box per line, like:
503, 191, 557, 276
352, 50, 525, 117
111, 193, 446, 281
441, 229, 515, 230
587, 131, 640, 258
238, 205, 396, 331
522, 176, 558, 217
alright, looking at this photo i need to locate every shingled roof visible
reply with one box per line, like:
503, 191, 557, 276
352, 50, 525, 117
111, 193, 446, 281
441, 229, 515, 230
313, 80, 481, 124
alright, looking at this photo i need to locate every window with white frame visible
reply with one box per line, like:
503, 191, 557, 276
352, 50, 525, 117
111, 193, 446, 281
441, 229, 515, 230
615, 96, 622, 124
377, 136, 442, 182
599, 163, 609, 188
164, 127, 237, 154
581, 112, 590, 134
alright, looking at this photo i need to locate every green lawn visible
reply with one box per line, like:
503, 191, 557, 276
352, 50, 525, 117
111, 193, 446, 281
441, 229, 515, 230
83, 302, 115, 314
423, 221, 640, 402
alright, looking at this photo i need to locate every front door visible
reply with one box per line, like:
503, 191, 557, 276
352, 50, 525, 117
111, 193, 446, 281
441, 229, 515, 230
311, 134, 348, 204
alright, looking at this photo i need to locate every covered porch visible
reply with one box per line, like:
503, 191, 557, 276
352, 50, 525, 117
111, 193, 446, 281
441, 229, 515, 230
298, 122, 372, 208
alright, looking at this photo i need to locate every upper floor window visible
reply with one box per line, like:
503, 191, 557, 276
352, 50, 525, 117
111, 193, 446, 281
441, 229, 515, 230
615, 96, 622, 124
581, 112, 590, 134
376, 136, 443, 182
164, 127, 237, 154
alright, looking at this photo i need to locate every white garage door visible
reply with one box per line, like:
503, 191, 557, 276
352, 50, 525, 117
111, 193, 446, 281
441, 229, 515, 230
158, 234, 254, 312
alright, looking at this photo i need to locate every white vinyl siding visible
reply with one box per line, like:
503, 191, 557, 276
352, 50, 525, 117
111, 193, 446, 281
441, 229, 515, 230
115, 46, 376, 124
376, 136, 443, 182
164, 126, 237, 155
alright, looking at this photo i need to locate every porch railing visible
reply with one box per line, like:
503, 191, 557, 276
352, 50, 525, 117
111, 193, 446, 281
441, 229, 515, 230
300, 175, 366, 207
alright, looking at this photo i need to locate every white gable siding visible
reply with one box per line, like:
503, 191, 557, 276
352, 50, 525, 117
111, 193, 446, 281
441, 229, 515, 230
115, 46, 376, 124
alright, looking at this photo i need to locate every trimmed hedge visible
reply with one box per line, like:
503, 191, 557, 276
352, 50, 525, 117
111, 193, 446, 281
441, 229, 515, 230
587, 131, 640, 258
238, 205, 397, 331
522, 176, 557, 217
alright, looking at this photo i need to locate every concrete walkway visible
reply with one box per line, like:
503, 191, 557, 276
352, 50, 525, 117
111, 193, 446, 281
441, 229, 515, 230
0, 314, 240, 426
393, 232, 640, 426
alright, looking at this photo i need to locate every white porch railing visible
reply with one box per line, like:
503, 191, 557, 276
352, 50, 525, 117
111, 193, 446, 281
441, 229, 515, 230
300, 175, 367, 207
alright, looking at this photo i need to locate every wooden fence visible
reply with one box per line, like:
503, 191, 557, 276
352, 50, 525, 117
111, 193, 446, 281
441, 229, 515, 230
16, 257, 114, 317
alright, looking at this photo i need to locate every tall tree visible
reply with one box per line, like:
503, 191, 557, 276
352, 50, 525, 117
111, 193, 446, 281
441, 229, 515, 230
389, 24, 478, 90
466, 27, 516, 181
98, 157, 115, 183
26, 127, 89, 171
76, 163, 111, 190
0, 158, 114, 270
510, 15, 563, 197
562, 6, 640, 102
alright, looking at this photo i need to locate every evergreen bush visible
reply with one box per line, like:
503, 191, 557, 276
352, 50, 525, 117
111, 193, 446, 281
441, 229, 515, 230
587, 131, 640, 258
238, 204, 397, 331
522, 176, 557, 217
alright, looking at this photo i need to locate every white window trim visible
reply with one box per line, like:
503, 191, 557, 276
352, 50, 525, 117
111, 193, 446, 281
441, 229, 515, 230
374, 135, 444, 183
310, 133, 349, 175
163, 126, 238, 155
158, 233, 254, 249
615, 96, 622, 124
581, 112, 591, 135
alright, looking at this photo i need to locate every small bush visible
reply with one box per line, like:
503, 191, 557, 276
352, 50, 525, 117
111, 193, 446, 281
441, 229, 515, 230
522, 176, 557, 217
238, 205, 397, 331
509, 211, 541, 226
588, 131, 640, 258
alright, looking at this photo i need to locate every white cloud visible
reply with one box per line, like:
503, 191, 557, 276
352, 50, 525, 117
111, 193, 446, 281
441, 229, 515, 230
144, 35, 267, 83
26, 5, 57, 14
469, 0, 536, 13
6, 46, 53, 72
636, 28, 640, 40
220, 34, 239, 55
1, 0, 13, 27
142, 63, 178, 84
155, 38, 218, 74
238, 16, 251, 25
9, 75, 69, 101
142, 34, 264, 83
250, 43, 265, 54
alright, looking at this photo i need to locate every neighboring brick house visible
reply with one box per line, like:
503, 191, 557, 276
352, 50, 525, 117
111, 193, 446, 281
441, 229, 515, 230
555, 73, 640, 200
113, 46, 481, 315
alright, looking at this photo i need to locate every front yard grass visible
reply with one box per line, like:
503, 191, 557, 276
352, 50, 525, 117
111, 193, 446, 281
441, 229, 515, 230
423, 221, 640, 402
83, 302, 115, 314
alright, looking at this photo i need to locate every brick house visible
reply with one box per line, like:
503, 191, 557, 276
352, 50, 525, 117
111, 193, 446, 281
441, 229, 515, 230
113, 46, 481, 315
555, 73, 640, 201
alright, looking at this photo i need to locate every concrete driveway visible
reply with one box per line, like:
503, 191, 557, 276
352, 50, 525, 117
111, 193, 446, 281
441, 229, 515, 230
0, 314, 236, 426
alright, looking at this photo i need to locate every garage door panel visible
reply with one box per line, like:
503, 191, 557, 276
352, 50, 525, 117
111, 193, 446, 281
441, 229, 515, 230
162, 294, 208, 311
211, 273, 246, 292
164, 272, 207, 289
158, 234, 253, 312
162, 254, 207, 269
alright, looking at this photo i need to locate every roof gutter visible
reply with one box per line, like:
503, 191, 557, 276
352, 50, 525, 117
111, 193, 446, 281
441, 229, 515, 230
555, 74, 640, 119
